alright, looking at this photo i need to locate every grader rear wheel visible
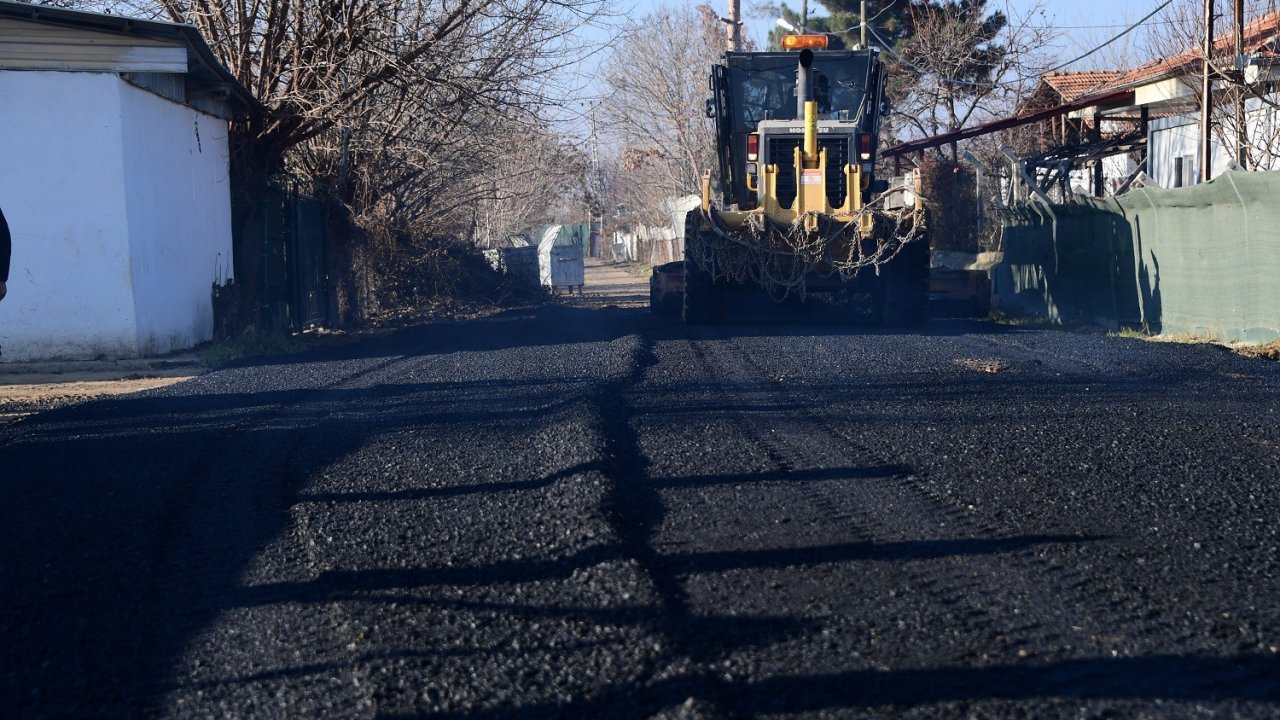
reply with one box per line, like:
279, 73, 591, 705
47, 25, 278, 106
682, 212, 720, 325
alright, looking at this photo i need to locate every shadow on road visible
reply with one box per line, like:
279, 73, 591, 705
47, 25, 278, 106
397, 652, 1280, 719
1, 302, 1273, 717
215, 304, 1002, 370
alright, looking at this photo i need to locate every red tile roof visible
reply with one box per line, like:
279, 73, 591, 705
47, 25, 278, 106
1108, 10, 1280, 89
1042, 71, 1126, 101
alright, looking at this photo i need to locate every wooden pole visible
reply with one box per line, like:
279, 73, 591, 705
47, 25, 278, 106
1234, 0, 1247, 167
861, 0, 868, 48
727, 0, 742, 51
1200, 0, 1215, 183
1092, 108, 1104, 196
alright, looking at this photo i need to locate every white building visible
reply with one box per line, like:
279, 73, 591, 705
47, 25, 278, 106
0, 1, 255, 361
1144, 93, 1280, 188
1086, 12, 1280, 190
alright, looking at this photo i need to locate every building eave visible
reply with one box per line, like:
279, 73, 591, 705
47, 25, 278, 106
0, 0, 260, 116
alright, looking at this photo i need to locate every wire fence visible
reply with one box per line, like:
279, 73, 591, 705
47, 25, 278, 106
993, 169, 1280, 342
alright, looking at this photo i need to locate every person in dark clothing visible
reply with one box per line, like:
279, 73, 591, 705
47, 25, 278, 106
0, 206, 9, 302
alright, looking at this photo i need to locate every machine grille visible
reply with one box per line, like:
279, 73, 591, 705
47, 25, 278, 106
766, 136, 850, 210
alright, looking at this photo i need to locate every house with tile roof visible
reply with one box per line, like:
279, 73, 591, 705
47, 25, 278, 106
1064, 10, 1280, 190
886, 11, 1280, 197
1015, 71, 1140, 197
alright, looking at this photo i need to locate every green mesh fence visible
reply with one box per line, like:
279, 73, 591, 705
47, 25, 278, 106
993, 169, 1280, 343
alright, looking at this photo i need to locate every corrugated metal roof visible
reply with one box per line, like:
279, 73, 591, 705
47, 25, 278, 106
0, 0, 259, 116
883, 87, 1136, 158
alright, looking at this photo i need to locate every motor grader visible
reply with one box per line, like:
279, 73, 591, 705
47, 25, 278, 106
670, 34, 928, 325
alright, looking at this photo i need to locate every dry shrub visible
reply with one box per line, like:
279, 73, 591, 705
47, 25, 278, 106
347, 228, 541, 326
1234, 340, 1280, 362
919, 157, 980, 253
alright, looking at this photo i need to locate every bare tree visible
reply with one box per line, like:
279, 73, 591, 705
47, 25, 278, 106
889, 0, 1055, 157
598, 3, 725, 225
29, 0, 615, 320
1060, 7, 1156, 72
467, 127, 590, 250
1143, 0, 1280, 171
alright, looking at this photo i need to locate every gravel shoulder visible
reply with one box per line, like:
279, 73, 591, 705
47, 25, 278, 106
0, 376, 195, 420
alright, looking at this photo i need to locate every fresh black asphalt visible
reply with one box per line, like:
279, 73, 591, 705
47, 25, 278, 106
2, 304, 1278, 718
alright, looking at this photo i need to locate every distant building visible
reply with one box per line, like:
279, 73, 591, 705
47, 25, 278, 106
0, 1, 255, 361
1110, 11, 1280, 187
886, 12, 1280, 199
1026, 12, 1280, 193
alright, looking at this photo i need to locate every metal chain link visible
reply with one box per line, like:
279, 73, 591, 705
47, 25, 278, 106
690, 202, 927, 302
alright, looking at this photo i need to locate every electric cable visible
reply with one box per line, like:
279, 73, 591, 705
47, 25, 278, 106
859, 0, 1173, 89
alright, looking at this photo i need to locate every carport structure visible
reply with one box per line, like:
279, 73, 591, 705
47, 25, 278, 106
882, 80, 1147, 202
882, 10, 1280, 199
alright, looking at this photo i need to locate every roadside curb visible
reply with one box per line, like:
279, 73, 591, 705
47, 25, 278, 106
0, 354, 205, 385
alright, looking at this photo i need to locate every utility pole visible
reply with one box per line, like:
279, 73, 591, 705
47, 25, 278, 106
861, 0, 868, 48
1234, 0, 1248, 168
800, 0, 808, 33
726, 0, 743, 51
1200, 0, 1215, 183
588, 109, 603, 258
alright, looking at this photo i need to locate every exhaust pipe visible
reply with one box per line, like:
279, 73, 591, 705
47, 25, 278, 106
796, 48, 813, 117
797, 49, 817, 167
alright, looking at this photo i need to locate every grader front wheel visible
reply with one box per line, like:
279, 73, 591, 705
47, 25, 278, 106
878, 239, 930, 327
682, 246, 719, 325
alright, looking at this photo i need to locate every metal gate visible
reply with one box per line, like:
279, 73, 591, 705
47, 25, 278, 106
259, 181, 329, 331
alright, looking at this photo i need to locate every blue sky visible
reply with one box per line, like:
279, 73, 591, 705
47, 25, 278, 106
587, 0, 1172, 67
565, 0, 1176, 135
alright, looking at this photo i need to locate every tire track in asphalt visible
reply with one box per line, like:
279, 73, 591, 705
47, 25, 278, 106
586, 330, 722, 718
687, 333, 1247, 708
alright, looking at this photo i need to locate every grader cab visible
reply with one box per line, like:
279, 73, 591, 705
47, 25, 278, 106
675, 34, 928, 325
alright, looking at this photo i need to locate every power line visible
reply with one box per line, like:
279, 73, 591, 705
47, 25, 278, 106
1035, 1, 1174, 74
824, 10, 1176, 38
865, 0, 1174, 89
1026, 20, 1180, 30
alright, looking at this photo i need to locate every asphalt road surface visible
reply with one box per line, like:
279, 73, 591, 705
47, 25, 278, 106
3, 281, 1279, 718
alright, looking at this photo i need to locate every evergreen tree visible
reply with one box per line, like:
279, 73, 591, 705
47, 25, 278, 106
765, 0, 912, 51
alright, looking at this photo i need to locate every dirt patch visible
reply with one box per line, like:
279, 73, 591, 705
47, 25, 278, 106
1233, 340, 1280, 362
955, 358, 1012, 374
0, 376, 193, 422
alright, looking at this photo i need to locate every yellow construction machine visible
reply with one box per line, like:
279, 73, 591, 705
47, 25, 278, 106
674, 34, 927, 324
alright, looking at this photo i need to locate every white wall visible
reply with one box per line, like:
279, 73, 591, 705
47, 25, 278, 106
0, 70, 138, 361
1148, 116, 1233, 189
1241, 95, 1280, 171
119, 80, 233, 356
1148, 97, 1280, 189
0, 70, 233, 362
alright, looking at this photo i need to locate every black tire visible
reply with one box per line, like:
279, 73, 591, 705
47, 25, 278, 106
879, 239, 930, 327
682, 246, 719, 325
681, 212, 719, 325
650, 275, 678, 317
